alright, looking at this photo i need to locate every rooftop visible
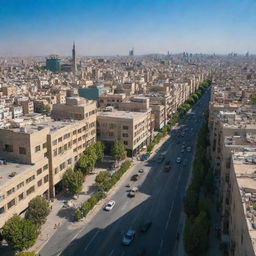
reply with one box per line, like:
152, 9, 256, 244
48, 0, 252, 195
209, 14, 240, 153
98, 109, 148, 120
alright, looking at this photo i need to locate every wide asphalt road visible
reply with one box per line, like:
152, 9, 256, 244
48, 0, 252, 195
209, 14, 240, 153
40, 88, 211, 256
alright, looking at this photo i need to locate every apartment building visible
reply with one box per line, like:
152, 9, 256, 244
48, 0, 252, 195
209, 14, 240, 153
0, 109, 96, 227
97, 109, 154, 156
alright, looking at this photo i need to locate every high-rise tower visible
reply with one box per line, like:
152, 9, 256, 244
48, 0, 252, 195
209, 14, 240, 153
72, 42, 77, 75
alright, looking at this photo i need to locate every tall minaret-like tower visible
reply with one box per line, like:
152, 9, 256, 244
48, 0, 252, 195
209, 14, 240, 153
72, 42, 77, 75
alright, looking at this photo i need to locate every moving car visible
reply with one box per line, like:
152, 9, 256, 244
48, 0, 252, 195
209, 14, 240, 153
122, 230, 136, 245
131, 174, 139, 181
140, 221, 152, 232
176, 157, 182, 163
128, 187, 138, 197
164, 160, 171, 172
186, 146, 191, 152
104, 200, 115, 211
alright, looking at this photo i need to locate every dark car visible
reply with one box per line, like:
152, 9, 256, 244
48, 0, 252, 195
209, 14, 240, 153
131, 174, 139, 181
140, 221, 152, 232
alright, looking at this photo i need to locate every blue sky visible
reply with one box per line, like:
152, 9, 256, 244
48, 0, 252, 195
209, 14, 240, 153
0, 0, 256, 56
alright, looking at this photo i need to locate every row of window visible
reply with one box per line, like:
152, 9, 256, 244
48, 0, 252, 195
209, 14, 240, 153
0, 175, 49, 214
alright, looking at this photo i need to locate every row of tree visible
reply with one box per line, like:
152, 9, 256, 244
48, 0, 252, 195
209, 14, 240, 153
1, 196, 50, 252
183, 111, 214, 256
62, 141, 127, 195
74, 160, 131, 221
147, 79, 211, 154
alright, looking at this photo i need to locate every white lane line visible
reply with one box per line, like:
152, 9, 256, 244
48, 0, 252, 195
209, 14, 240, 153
108, 249, 115, 256
165, 201, 174, 231
83, 230, 100, 253
158, 239, 164, 256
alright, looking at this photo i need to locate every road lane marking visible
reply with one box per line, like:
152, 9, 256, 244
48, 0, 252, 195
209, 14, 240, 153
108, 249, 115, 256
158, 239, 164, 256
165, 201, 174, 231
83, 230, 100, 253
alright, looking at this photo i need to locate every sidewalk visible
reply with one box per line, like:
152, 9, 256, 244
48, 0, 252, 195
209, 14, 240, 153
31, 169, 101, 253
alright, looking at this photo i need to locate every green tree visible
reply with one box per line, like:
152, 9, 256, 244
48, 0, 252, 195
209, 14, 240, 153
77, 152, 96, 175
16, 252, 40, 256
184, 187, 199, 218
25, 196, 49, 226
251, 93, 256, 104
95, 171, 109, 184
2, 215, 38, 251
93, 141, 105, 161
62, 169, 84, 194
184, 211, 210, 256
111, 141, 126, 161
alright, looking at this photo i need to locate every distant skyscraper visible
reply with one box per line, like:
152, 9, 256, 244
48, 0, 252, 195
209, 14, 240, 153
72, 42, 77, 75
129, 48, 134, 57
46, 55, 61, 72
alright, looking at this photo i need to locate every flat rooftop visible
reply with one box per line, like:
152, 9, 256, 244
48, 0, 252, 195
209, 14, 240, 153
0, 161, 32, 187
98, 110, 147, 120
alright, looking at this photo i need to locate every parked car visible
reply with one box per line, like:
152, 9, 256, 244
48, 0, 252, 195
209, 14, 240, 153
122, 230, 136, 245
104, 200, 115, 211
164, 160, 171, 172
140, 221, 152, 232
138, 169, 144, 174
128, 187, 138, 197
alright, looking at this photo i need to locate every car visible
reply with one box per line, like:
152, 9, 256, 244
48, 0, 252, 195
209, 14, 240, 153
186, 146, 191, 152
164, 160, 171, 172
138, 169, 144, 174
128, 187, 138, 197
104, 200, 115, 211
181, 148, 185, 153
176, 157, 182, 163
131, 174, 139, 181
140, 221, 152, 232
122, 230, 136, 245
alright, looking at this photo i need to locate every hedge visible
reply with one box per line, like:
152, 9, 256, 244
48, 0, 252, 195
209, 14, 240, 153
74, 160, 132, 221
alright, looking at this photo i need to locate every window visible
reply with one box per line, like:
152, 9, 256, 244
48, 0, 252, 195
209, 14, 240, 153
64, 144, 67, 150
19, 147, 26, 155
7, 187, 15, 196
52, 139, 57, 146
123, 126, 129, 130
122, 133, 128, 137
73, 139, 77, 144
109, 132, 114, 137
78, 137, 82, 142
38, 179, 42, 187
7, 199, 15, 209
58, 147, 63, 154
58, 137, 62, 143
60, 162, 65, 170
53, 149, 57, 157
17, 182, 24, 190
4, 144, 13, 152
63, 133, 70, 139
44, 175, 49, 183
68, 158, 72, 165
43, 164, 48, 170
44, 152, 48, 158
18, 193, 24, 201
73, 130, 77, 135
26, 186, 35, 196
75, 156, 78, 161
37, 168, 42, 175
78, 128, 82, 133
0, 207, 4, 214
35, 145, 41, 152
43, 142, 47, 148
123, 141, 128, 145
26, 175, 35, 184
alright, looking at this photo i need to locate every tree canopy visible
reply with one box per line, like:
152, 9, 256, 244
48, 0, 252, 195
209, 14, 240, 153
111, 141, 126, 161
62, 169, 84, 194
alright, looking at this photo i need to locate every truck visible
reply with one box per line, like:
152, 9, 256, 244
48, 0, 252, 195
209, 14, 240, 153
164, 160, 171, 172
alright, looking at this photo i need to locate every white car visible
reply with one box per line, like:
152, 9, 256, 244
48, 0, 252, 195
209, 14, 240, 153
176, 157, 182, 163
186, 146, 192, 152
128, 187, 138, 197
104, 200, 115, 211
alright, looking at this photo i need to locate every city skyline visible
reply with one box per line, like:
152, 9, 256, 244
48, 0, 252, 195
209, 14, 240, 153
1, 0, 256, 57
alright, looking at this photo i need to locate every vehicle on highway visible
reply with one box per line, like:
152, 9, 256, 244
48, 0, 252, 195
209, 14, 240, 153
138, 169, 144, 174
128, 187, 138, 197
140, 221, 152, 232
122, 230, 136, 245
131, 174, 139, 181
164, 160, 171, 172
104, 200, 115, 211
176, 157, 182, 163
186, 146, 191, 152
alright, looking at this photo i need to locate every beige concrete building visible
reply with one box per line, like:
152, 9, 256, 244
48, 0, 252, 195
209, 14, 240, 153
0, 109, 96, 227
52, 97, 97, 121
97, 109, 154, 156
